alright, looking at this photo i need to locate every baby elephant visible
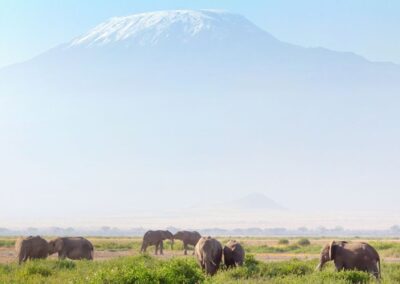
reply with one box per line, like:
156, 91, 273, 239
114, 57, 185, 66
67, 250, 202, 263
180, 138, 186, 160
195, 236, 223, 276
15, 236, 49, 264
223, 240, 245, 268
316, 240, 380, 279
48, 237, 94, 260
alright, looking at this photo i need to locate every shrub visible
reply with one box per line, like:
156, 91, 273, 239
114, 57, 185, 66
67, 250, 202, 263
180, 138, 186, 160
158, 258, 204, 284
260, 259, 313, 278
89, 255, 203, 284
317, 270, 371, 283
278, 239, 289, 245
19, 262, 52, 277
297, 238, 311, 246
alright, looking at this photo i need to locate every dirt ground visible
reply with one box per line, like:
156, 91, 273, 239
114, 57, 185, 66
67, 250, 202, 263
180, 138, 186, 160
2, 247, 400, 265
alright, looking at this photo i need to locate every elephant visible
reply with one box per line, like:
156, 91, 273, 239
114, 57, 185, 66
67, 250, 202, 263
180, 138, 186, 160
173, 230, 201, 255
15, 236, 49, 264
195, 236, 223, 276
48, 237, 94, 260
140, 230, 174, 255
223, 240, 245, 268
316, 240, 380, 278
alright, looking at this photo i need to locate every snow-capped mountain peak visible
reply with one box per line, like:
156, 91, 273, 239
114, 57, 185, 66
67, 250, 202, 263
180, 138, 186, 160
69, 10, 268, 47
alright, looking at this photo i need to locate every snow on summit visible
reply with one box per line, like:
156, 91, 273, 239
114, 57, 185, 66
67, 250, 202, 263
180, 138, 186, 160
69, 10, 265, 47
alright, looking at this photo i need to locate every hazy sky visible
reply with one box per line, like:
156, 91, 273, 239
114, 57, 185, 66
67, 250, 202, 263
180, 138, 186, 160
1, 1, 400, 229
1, 0, 400, 68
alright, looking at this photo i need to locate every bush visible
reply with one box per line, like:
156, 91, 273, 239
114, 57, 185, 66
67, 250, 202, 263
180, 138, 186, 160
158, 258, 204, 284
278, 239, 290, 245
19, 262, 52, 277
89, 255, 203, 284
297, 238, 311, 246
317, 270, 371, 283
260, 259, 313, 278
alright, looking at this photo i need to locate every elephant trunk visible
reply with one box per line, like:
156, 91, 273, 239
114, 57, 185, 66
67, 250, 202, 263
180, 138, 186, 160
170, 239, 174, 250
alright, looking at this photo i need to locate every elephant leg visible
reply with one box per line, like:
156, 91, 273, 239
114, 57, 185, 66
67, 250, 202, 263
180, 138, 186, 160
155, 243, 158, 255
58, 251, 67, 260
160, 241, 164, 255
368, 263, 380, 279
141, 242, 148, 253
184, 242, 188, 255
334, 261, 344, 272
18, 253, 25, 264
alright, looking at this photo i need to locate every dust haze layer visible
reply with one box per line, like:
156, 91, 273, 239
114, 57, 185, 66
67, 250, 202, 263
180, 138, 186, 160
1, 10, 400, 229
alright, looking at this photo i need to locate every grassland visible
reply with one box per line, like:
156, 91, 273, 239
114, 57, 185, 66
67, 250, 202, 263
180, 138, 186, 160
1, 237, 400, 283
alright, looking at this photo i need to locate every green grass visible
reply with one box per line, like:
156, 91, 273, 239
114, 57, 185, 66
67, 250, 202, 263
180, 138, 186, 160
3, 236, 400, 257
369, 241, 400, 257
0, 254, 398, 283
89, 237, 184, 252
245, 243, 322, 254
2, 237, 400, 283
0, 238, 15, 248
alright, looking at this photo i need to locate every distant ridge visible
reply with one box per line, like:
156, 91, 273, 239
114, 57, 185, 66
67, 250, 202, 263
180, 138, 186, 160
226, 193, 284, 210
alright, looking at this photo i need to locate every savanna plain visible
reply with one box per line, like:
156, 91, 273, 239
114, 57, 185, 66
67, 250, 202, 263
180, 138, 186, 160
1, 236, 400, 283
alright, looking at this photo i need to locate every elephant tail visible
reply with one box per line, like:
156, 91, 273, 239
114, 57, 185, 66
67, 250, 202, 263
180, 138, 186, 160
90, 249, 94, 260
378, 258, 381, 279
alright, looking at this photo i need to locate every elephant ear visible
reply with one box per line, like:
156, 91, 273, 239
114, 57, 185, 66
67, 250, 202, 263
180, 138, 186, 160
329, 241, 336, 260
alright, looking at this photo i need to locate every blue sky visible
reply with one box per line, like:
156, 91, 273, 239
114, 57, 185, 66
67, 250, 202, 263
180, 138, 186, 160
1, 0, 399, 68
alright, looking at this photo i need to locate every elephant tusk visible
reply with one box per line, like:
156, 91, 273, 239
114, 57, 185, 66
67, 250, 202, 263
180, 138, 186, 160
315, 264, 321, 271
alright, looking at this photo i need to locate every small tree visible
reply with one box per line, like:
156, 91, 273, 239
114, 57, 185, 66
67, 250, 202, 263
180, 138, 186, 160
278, 239, 289, 245
297, 238, 310, 246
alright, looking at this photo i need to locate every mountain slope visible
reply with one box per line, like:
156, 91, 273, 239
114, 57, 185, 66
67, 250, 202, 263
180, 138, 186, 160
224, 193, 284, 210
69, 10, 274, 47
0, 10, 400, 218
2, 9, 399, 96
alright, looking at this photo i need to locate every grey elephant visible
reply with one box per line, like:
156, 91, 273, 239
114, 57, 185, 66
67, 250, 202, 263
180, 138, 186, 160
48, 237, 94, 260
15, 236, 49, 264
195, 236, 223, 276
316, 240, 381, 278
140, 230, 174, 255
223, 240, 245, 268
173, 231, 201, 255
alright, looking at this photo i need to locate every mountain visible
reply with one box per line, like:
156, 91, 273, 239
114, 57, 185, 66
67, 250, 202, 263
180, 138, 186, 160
68, 10, 274, 47
223, 193, 284, 210
231, 193, 284, 210
2, 9, 399, 95
1, 10, 400, 219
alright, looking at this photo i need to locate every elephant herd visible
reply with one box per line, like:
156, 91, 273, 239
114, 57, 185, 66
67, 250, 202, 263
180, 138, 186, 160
140, 230, 245, 275
14, 232, 382, 279
141, 230, 381, 278
15, 236, 94, 264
